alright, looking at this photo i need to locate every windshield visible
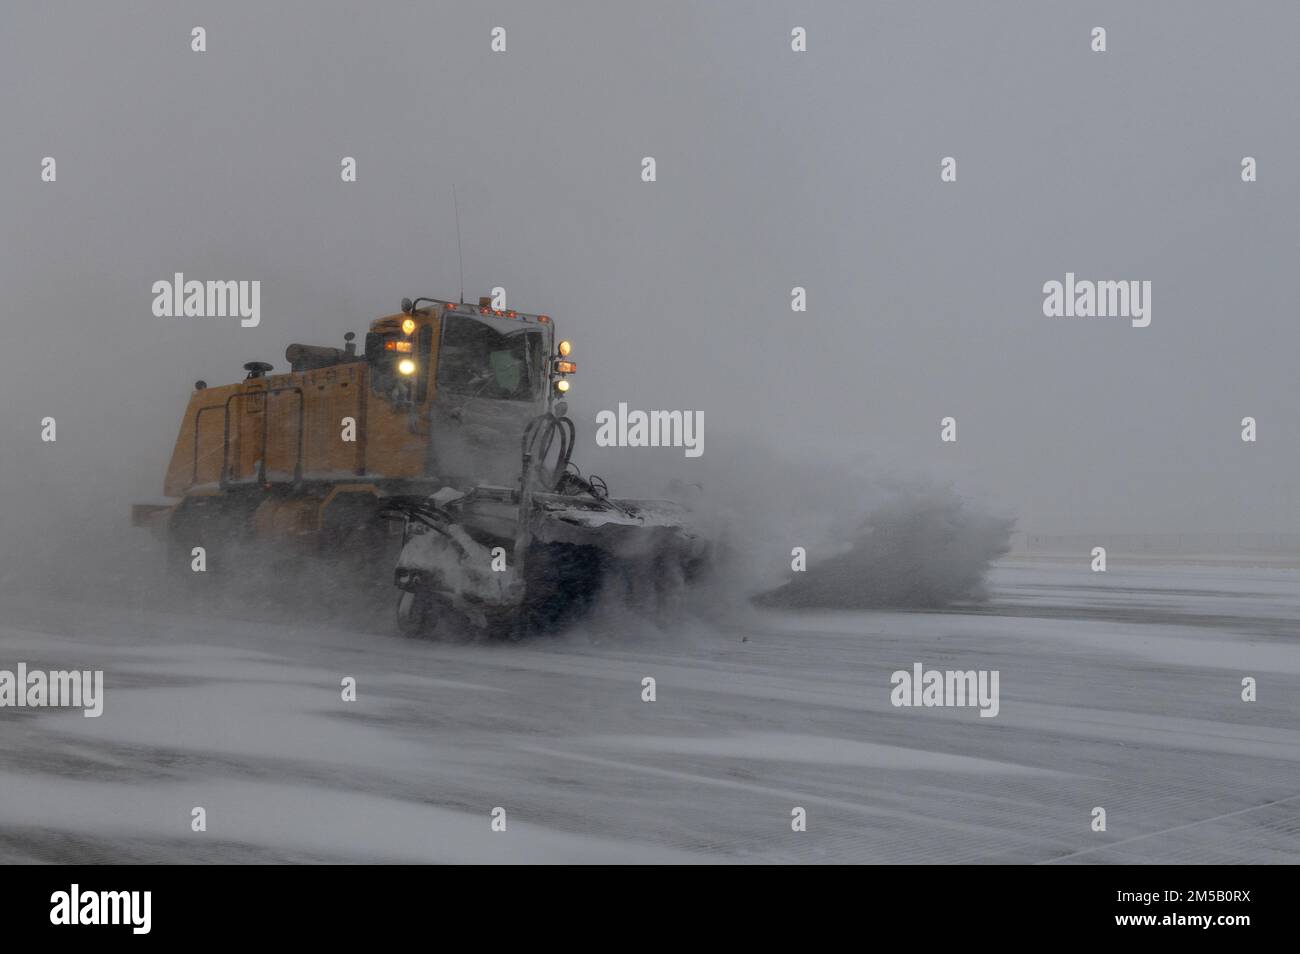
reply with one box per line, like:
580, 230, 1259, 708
437, 315, 547, 401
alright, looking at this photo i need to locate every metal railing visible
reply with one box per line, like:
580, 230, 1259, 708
191, 385, 305, 487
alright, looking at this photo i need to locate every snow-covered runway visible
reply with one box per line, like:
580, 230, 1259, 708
1, 559, 1296, 863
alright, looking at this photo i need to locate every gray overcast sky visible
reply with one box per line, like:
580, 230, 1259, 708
1, 0, 1296, 553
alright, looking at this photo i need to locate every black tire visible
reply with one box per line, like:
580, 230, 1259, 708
521, 542, 605, 632
395, 589, 434, 637
165, 499, 236, 603
321, 495, 401, 616
480, 607, 524, 641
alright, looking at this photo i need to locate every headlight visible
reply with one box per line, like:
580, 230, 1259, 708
397, 359, 416, 376
554, 378, 570, 393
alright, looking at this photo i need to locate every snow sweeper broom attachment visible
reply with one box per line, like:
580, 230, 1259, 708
388, 408, 709, 639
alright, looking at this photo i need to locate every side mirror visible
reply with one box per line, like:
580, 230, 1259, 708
400, 298, 413, 314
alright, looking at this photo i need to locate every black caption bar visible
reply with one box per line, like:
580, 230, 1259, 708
0, 864, 1283, 941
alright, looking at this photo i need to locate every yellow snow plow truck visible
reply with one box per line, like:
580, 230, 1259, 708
133, 296, 706, 637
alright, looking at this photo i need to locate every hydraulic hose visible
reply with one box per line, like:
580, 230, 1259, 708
520, 412, 575, 492
514, 412, 574, 579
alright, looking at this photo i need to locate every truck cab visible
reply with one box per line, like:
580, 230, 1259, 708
371, 298, 561, 487
159, 296, 572, 498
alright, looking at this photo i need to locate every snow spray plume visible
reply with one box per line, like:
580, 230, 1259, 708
599, 438, 1014, 612
754, 483, 1015, 609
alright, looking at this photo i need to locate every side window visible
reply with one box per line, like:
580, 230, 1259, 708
416, 325, 433, 403
364, 332, 393, 396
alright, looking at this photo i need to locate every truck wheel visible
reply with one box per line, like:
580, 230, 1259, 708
396, 589, 434, 637
166, 513, 223, 601
481, 608, 525, 641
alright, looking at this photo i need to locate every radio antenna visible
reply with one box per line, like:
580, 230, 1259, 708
453, 185, 465, 305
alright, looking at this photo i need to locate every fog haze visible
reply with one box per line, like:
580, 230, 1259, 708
2, 1, 1296, 575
